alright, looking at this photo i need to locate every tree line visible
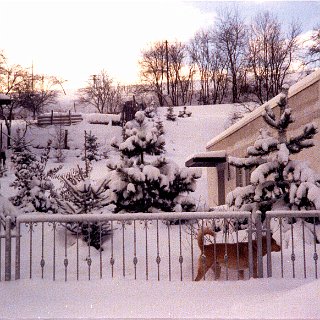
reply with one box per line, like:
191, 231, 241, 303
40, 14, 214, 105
138, 10, 319, 107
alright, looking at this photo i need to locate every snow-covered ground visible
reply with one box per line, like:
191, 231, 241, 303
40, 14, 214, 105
1, 104, 320, 319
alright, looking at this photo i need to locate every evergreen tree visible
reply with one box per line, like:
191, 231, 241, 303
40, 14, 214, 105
10, 136, 58, 213
108, 111, 201, 213
84, 131, 100, 161
226, 86, 320, 219
56, 166, 111, 250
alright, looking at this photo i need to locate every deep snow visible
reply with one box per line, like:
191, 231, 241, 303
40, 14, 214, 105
1, 104, 320, 319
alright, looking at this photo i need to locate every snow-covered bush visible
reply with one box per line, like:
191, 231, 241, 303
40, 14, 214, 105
226, 86, 320, 225
108, 111, 201, 213
10, 136, 58, 213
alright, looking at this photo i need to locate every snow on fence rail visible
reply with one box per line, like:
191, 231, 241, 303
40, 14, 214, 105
0, 211, 319, 282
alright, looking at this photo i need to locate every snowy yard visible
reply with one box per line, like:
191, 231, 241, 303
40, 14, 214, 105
1, 104, 320, 319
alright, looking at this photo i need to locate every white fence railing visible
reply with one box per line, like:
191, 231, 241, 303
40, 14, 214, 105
0, 210, 319, 282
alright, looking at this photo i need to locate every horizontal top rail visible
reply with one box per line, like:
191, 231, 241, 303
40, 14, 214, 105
266, 210, 320, 218
16, 211, 252, 224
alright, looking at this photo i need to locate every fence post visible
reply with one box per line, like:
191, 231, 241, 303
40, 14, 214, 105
255, 211, 263, 278
5, 216, 11, 281
248, 213, 254, 278
15, 222, 21, 280
51, 110, 54, 125
64, 129, 69, 149
266, 215, 272, 277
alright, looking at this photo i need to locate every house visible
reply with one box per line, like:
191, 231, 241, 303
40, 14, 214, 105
186, 70, 320, 208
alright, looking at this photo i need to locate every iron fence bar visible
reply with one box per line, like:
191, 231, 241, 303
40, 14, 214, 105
99, 224, 102, 279
247, 215, 253, 279
133, 220, 137, 280
64, 227, 68, 282
52, 222, 56, 281
201, 219, 205, 281
29, 222, 33, 279
5, 217, 11, 281
16, 211, 252, 224
313, 218, 318, 279
87, 222, 92, 280
110, 221, 114, 278
156, 219, 160, 281
179, 220, 183, 281
266, 210, 320, 218
224, 218, 229, 281
235, 220, 240, 280
145, 221, 148, 281
76, 224, 79, 281
190, 222, 194, 281
302, 220, 307, 279
279, 218, 284, 278
256, 211, 263, 278
291, 224, 296, 279
0, 218, 2, 281
41, 223, 45, 279
213, 220, 217, 280
167, 223, 171, 281
122, 221, 125, 278
15, 222, 21, 280
266, 217, 272, 278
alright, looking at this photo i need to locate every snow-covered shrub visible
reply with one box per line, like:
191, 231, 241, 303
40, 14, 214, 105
108, 111, 201, 213
10, 137, 58, 213
226, 86, 320, 228
0, 194, 19, 229
166, 105, 176, 121
178, 106, 192, 118
56, 166, 111, 250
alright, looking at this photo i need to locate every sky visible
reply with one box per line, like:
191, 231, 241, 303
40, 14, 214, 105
0, 0, 319, 91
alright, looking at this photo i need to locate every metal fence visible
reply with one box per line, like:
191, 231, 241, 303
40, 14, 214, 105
1, 210, 319, 282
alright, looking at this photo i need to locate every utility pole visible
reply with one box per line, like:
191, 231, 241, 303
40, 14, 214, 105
165, 40, 170, 97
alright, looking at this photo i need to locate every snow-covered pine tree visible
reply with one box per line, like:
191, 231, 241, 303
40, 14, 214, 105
166, 105, 176, 121
83, 131, 100, 161
10, 137, 58, 213
108, 111, 201, 213
56, 166, 111, 250
226, 86, 320, 221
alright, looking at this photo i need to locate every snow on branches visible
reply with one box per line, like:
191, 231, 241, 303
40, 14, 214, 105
226, 86, 320, 214
107, 110, 201, 213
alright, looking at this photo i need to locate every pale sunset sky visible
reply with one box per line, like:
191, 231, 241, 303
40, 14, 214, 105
0, 0, 319, 90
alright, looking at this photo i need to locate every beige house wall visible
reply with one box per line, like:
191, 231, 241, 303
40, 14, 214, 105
206, 71, 320, 207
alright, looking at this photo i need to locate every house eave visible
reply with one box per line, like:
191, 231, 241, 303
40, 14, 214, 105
185, 151, 227, 167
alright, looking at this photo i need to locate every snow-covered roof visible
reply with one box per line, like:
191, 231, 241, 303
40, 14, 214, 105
185, 150, 227, 167
206, 69, 320, 150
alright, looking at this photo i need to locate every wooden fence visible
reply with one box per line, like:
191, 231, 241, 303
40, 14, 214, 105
37, 111, 83, 126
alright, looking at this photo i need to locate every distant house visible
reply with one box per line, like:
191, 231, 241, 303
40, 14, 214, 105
186, 70, 320, 208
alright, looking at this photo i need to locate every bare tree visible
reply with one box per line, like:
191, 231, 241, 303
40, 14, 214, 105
77, 70, 123, 114
14, 73, 60, 119
189, 29, 228, 105
167, 41, 194, 106
139, 41, 168, 106
248, 11, 301, 103
306, 25, 320, 67
215, 9, 248, 103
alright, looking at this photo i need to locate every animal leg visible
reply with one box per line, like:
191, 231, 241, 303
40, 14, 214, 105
213, 263, 221, 280
238, 270, 244, 280
195, 255, 211, 281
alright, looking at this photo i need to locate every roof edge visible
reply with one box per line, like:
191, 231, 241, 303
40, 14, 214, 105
206, 69, 320, 150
